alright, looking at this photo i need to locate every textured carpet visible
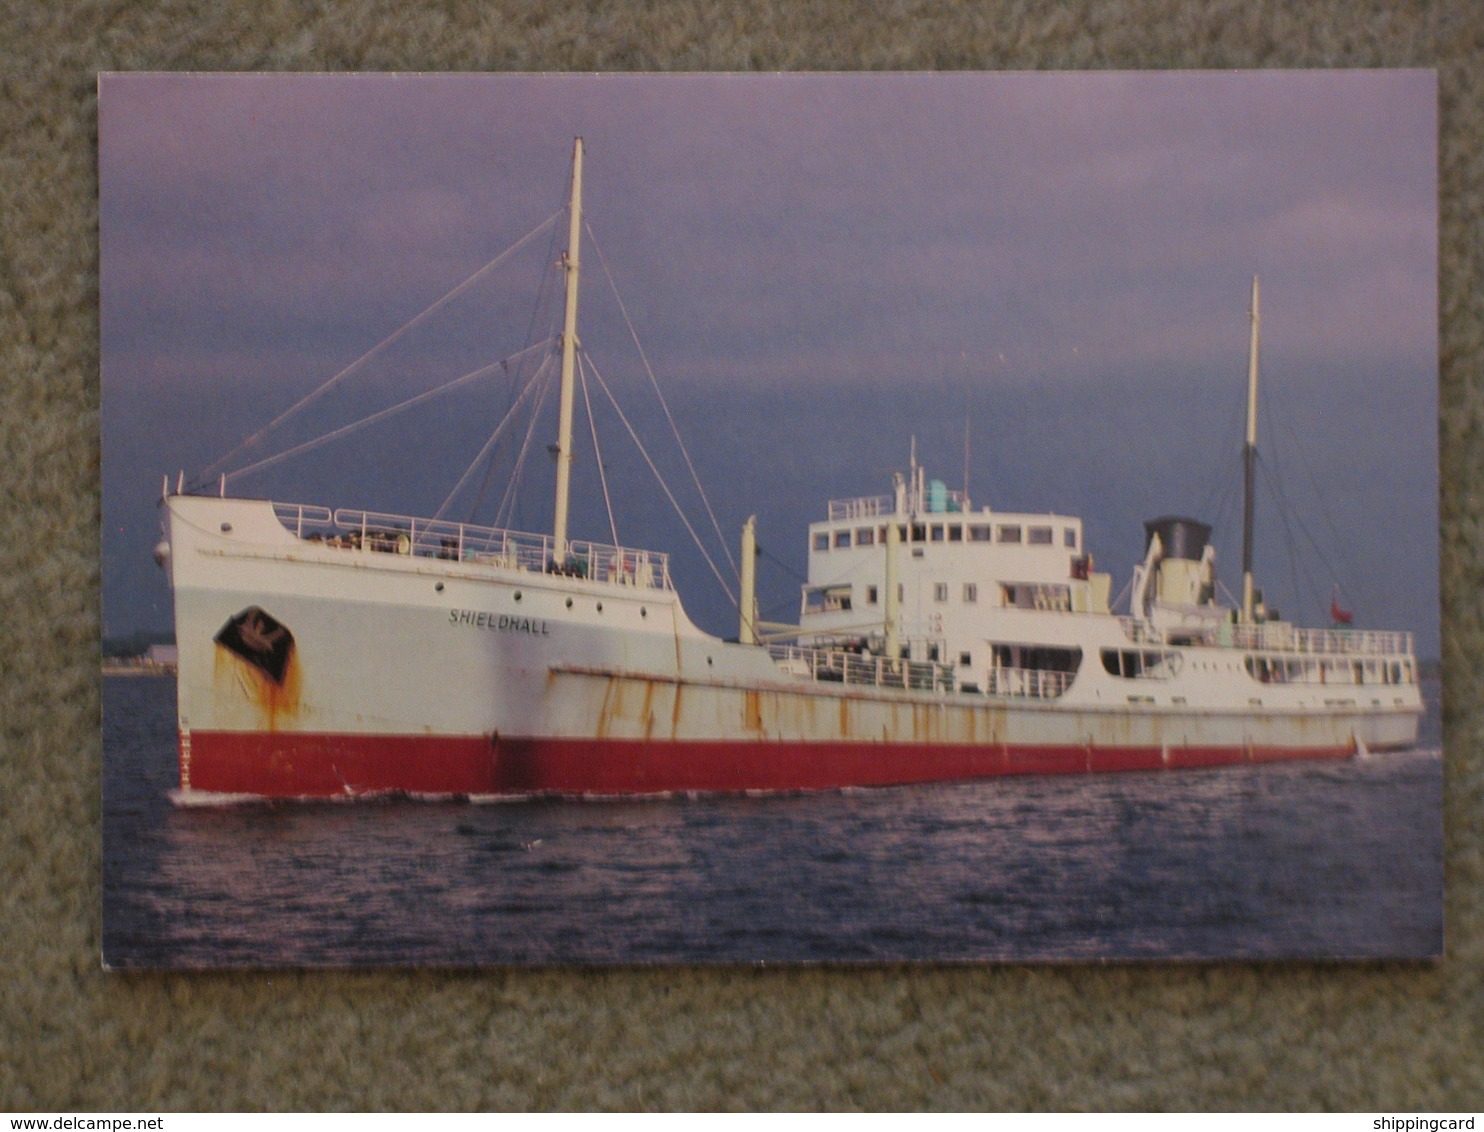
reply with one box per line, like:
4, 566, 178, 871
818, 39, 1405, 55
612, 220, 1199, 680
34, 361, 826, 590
3, 0, 1482, 1112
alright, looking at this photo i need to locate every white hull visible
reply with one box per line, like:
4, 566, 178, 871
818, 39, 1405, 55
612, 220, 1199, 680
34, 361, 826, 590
163, 495, 1421, 799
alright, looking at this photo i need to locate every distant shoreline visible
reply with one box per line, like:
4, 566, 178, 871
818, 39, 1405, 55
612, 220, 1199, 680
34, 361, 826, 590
102, 659, 175, 677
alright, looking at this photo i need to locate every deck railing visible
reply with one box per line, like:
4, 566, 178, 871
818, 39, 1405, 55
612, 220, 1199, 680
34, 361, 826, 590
827, 495, 895, 521
983, 666, 1075, 700
1116, 615, 1412, 658
271, 502, 673, 590
767, 644, 955, 693
826, 488, 969, 521
1231, 624, 1413, 657
1115, 617, 1164, 644
765, 645, 1076, 701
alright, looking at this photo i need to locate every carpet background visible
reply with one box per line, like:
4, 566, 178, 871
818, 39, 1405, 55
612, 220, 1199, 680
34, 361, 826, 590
2, 0, 1481, 1111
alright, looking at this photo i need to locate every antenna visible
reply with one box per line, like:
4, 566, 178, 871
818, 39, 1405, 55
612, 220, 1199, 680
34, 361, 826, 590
962, 367, 972, 505
909, 435, 920, 516
963, 411, 970, 501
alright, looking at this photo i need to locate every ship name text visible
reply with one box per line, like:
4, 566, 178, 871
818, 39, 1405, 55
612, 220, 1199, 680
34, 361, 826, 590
448, 609, 550, 636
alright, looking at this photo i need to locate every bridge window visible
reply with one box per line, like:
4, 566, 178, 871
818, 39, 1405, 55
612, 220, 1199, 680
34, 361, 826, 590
866, 585, 878, 605
930, 524, 945, 542
1001, 582, 1072, 611
1064, 528, 1078, 548
855, 527, 875, 546
968, 525, 993, 542
813, 532, 829, 551
948, 524, 963, 542
804, 585, 853, 613
1028, 526, 1053, 545
833, 530, 851, 548
998, 525, 1022, 543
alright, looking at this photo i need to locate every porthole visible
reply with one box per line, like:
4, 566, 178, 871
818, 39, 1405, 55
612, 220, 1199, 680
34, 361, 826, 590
514, 591, 522, 602
565, 597, 573, 609
435, 582, 444, 592
596, 602, 604, 613
640, 607, 648, 618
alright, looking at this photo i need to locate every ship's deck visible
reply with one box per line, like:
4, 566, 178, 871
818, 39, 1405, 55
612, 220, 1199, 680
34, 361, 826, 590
271, 501, 674, 589
777, 621, 1417, 703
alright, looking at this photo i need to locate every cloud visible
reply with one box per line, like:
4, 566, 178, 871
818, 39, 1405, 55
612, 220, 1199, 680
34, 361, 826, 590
101, 71, 1436, 390
99, 72, 1439, 651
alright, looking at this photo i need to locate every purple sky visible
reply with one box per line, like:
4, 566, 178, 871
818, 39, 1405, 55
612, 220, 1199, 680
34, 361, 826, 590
99, 71, 1439, 653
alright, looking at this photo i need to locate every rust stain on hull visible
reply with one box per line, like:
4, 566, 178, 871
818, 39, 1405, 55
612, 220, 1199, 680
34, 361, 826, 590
594, 675, 617, 739
641, 679, 656, 740
550, 662, 1382, 760
743, 689, 763, 735
215, 643, 302, 731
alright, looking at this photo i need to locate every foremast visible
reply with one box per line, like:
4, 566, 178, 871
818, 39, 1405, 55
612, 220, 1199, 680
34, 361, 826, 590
552, 137, 584, 565
1241, 274, 1259, 624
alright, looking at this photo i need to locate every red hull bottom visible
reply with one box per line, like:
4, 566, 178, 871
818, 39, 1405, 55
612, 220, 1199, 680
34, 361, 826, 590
178, 729, 1357, 800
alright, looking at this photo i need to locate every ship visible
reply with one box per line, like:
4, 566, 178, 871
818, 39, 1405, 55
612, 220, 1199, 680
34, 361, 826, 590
156, 138, 1423, 801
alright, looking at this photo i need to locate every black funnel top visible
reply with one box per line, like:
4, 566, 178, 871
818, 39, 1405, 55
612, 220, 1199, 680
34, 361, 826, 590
1143, 516, 1211, 562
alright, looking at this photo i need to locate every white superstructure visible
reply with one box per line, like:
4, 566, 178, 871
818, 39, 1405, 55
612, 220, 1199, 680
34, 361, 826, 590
788, 458, 1418, 737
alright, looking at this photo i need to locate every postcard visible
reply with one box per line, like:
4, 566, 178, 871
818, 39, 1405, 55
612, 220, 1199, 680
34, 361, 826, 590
100, 71, 1441, 966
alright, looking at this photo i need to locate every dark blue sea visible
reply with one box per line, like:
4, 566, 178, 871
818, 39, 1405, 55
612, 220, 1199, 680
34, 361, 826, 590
102, 675, 1444, 967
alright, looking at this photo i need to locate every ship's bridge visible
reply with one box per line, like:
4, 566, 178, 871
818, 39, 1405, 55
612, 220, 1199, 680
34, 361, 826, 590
797, 468, 1110, 667
806, 505, 1087, 604
813, 504, 1083, 559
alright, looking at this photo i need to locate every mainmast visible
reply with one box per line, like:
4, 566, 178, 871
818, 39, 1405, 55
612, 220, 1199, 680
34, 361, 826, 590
1241, 274, 1260, 624
739, 515, 758, 646
552, 136, 584, 565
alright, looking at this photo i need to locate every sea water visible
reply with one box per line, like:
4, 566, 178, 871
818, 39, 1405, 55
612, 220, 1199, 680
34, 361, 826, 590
102, 675, 1444, 967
